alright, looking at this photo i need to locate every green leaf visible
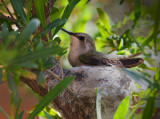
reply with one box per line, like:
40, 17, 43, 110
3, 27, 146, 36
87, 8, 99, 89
16, 19, 40, 49
54, 37, 61, 45
96, 88, 102, 119
142, 96, 156, 119
0, 69, 3, 84
123, 68, 152, 86
97, 8, 112, 34
119, 0, 124, 5
28, 76, 74, 119
7, 73, 19, 105
53, 0, 81, 37
50, 7, 65, 21
141, 32, 154, 47
114, 96, 129, 119
26, 0, 32, 21
41, 19, 67, 36
132, 0, 141, 28
17, 111, 24, 119
37, 106, 62, 119
9, 46, 65, 67
152, 1, 160, 55
0, 107, 10, 119
84, 0, 91, 5
33, 0, 46, 28
118, 38, 123, 50
37, 71, 45, 85
10, 0, 27, 23
15, 98, 22, 119
43, 111, 54, 119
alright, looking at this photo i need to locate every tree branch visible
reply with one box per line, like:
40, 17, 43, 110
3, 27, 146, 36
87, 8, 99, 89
0, 14, 17, 23
1, 0, 15, 19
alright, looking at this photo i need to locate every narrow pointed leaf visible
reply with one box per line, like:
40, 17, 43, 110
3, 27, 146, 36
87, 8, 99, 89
43, 111, 54, 119
37, 71, 45, 85
114, 96, 129, 119
97, 8, 112, 34
9, 46, 65, 67
0, 69, 2, 84
53, 0, 81, 37
96, 89, 102, 119
17, 111, 24, 119
0, 107, 10, 119
41, 19, 67, 35
28, 76, 74, 119
7, 73, 19, 105
10, 0, 27, 23
33, 0, 46, 28
123, 68, 152, 85
16, 19, 40, 49
15, 98, 22, 119
142, 96, 156, 119
26, 0, 32, 21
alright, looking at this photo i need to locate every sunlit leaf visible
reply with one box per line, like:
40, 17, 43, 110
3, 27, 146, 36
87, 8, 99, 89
16, 19, 40, 49
37, 106, 62, 119
142, 96, 156, 119
114, 96, 129, 119
97, 8, 112, 34
44, 111, 54, 119
53, 0, 81, 37
96, 88, 102, 119
10, 0, 27, 23
28, 76, 74, 119
118, 38, 123, 50
84, 0, 91, 5
33, 0, 46, 28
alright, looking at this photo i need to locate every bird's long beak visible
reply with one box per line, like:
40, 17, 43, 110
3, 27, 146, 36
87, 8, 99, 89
61, 28, 75, 36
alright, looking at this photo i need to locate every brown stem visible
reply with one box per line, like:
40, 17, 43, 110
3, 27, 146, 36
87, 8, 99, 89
0, 14, 17, 23
44, 0, 57, 39
1, 0, 15, 19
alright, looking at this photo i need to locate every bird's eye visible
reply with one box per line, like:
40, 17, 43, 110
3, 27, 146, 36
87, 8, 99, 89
79, 36, 85, 41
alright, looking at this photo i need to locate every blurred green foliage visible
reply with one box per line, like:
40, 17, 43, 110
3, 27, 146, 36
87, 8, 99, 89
0, 0, 160, 119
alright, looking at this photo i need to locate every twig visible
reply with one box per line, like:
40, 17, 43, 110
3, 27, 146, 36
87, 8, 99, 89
1, 0, 15, 19
0, 1, 19, 28
0, 14, 16, 23
46, 69, 61, 81
58, 57, 64, 79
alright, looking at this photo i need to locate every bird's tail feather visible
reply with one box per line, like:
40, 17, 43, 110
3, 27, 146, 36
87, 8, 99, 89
119, 58, 144, 68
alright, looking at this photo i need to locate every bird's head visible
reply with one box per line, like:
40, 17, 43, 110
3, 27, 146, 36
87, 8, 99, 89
61, 28, 96, 53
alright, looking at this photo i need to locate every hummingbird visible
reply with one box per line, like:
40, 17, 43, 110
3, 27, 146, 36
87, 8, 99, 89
61, 28, 144, 68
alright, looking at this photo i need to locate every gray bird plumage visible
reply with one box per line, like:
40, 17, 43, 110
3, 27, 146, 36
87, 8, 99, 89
61, 28, 144, 68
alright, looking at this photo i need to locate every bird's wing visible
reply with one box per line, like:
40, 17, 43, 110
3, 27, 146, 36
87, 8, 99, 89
78, 51, 144, 68
78, 51, 123, 66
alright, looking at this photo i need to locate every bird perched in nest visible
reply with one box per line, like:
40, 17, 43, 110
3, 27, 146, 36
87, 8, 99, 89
61, 28, 144, 68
